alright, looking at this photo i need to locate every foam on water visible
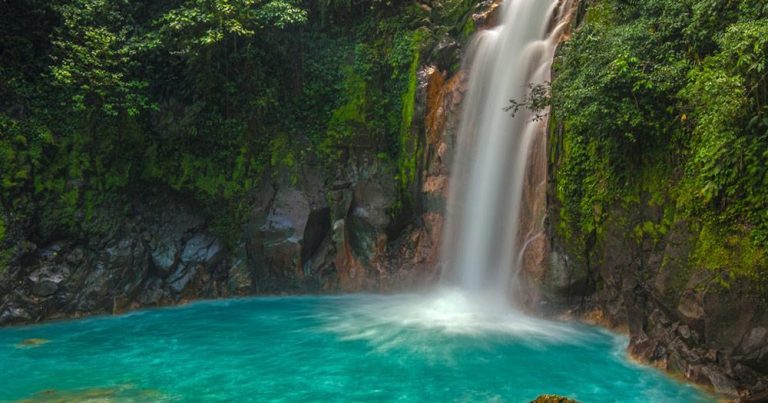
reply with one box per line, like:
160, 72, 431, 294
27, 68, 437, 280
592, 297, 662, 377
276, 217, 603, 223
322, 289, 586, 343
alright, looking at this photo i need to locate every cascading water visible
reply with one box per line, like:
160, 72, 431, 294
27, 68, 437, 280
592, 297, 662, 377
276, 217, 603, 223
320, 0, 578, 335
440, 0, 575, 309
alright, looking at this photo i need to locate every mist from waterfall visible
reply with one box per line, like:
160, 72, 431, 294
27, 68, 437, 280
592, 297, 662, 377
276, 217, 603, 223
439, 0, 574, 309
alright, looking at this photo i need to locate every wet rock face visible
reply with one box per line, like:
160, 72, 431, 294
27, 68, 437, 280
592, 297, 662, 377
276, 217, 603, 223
0, 194, 231, 325
242, 169, 344, 293
0, 303, 33, 325
29, 265, 69, 297
430, 38, 461, 73
740, 327, 768, 373
541, 196, 768, 398
0, 145, 449, 326
246, 186, 312, 291
347, 181, 393, 265
376, 65, 466, 291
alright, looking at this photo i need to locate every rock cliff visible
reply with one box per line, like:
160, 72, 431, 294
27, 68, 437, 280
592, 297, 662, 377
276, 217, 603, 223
531, 3, 768, 397
0, 0, 485, 326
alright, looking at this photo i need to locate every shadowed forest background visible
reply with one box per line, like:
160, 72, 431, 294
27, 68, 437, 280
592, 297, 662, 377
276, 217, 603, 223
1, 0, 768, 303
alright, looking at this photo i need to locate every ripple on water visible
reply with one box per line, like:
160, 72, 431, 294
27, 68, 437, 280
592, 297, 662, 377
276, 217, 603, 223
0, 294, 714, 402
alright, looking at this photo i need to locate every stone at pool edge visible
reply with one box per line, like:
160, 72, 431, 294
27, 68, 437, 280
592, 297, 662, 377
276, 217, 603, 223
15, 338, 50, 348
531, 395, 577, 403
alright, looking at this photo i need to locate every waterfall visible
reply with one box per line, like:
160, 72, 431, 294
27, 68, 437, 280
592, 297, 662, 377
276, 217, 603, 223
440, 0, 574, 308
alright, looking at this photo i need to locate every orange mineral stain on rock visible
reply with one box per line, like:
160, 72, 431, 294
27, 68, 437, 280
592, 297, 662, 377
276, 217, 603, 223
471, 0, 504, 29
424, 67, 467, 147
423, 175, 448, 195
425, 67, 446, 146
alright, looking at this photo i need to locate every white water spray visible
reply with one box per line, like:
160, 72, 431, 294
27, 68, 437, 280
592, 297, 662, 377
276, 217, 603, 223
440, 0, 574, 309
327, 0, 576, 338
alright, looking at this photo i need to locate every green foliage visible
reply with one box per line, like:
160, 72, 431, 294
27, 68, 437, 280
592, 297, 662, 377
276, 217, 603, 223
505, 83, 551, 121
0, 117, 54, 230
322, 67, 369, 159
691, 223, 768, 288
554, 124, 612, 243
679, 19, 768, 246
0, 0, 478, 248
460, 18, 475, 41
158, 0, 307, 51
269, 134, 298, 178
551, 0, 768, 290
51, 0, 153, 117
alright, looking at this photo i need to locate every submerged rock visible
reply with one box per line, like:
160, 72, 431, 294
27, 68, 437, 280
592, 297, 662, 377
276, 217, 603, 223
530, 395, 577, 403
20, 384, 165, 402
16, 338, 50, 348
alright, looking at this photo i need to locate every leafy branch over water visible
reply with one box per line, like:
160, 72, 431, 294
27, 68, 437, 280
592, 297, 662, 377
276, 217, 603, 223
504, 82, 551, 122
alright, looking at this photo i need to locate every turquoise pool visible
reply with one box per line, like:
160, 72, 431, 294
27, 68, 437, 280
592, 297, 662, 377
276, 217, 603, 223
0, 292, 713, 402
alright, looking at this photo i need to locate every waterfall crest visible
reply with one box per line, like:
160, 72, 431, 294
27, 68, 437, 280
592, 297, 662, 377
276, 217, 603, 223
440, 0, 575, 308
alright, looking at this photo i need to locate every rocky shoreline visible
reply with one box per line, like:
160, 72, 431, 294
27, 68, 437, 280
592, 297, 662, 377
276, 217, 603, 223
535, 146, 768, 400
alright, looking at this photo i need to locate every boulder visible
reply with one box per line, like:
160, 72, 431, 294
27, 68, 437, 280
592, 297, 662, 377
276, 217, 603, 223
28, 265, 70, 297
244, 172, 334, 291
246, 186, 309, 290
146, 206, 204, 277
169, 233, 222, 295
740, 327, 768, 373
0, 302, 33, 325
701, 365, 739, 397
137, 277, 165, 306
430, 37, 461, 72
226, 257, 253, 295
181, 234, 221, 264
78, 262, 113, 311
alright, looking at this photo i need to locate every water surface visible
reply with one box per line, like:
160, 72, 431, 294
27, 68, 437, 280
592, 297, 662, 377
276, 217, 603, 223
0, 292, 713, 402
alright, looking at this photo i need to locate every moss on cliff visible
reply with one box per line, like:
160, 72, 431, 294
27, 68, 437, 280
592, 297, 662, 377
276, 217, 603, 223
0, 0, 480, 248
691, 223, 768, 289
396, 30, 429, 205
550, 0, 768, 298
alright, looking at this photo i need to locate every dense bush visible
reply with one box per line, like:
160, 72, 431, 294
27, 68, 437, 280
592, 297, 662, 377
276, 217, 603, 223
551, 0, 768, 290
0, 0, 478, 254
